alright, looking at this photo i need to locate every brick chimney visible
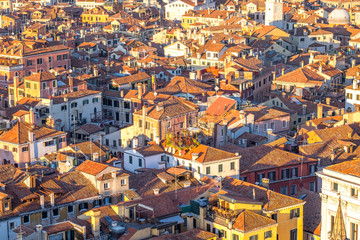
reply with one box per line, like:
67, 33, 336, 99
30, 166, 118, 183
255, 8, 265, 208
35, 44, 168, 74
137, 83, 143, 100
69, 76, 74, 92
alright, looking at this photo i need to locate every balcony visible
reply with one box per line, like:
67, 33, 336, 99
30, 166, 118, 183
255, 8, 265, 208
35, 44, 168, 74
91, 111, 114, 123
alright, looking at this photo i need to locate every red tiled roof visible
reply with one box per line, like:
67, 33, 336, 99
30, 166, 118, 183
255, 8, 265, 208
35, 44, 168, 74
75, 160, 108, 176
205, 97, 236, 116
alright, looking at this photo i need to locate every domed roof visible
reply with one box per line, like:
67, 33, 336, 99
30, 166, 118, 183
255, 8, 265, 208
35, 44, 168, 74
329, 9, 350, 25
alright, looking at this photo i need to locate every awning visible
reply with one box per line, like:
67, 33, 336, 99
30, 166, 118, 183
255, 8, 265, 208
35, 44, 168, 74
159, 215, 184, 224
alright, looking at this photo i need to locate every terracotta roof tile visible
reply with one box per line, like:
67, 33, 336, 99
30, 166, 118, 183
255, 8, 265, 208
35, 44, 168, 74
233, 210, 276, 232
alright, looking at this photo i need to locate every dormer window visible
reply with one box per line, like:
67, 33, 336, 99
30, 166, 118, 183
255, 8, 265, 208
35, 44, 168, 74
4, 202, 9, 211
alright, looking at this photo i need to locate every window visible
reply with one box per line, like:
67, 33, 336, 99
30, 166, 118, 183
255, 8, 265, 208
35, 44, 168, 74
291, 167, 298, 178
21, 146, 29, 152
351, 188, 358, 198
263, 123, 268, 132
42, 211, 48, 219
290, 208, 300, 219
145, 121, 150, 130
347, 93, 353, 99
44, 140, 54, 147
281, 186, 288, 195
104, 183, 109, 189
61, 105, 67, 111
83, 99, 89, 105
271, 122, 275, 130
121, 179, 127, 186
250, 235, 258, 240
92, 97, 99, 103
53, 208, 59, 216
281, 168, 290, 179
257, 173, 265, 182
23, 215, 30, 224
268, 171, 276, 181
218, 164, 223, 172
206, 166, 211, 174
333, 182, 339, 191
124, 101, 130, 109
197, 166, 200, 173
27, 60, 32, 66
232, 234, 239, 240
309, 182, 315, 192
230, 162, 235, 170
129, 156, 133, 164
309, 164, 316, 174
264, 230, 272, 239
138, 158, 142, 167
271, 213, 277, 222
71, 102, 77, 108
57, 55, 62, 61
290, 185, 297, 195
79, 202, 88, 211
67, 205, 74, 213
290, 229, 297, 240
139, 120, 142, 127
351, 222, 358, 240
37, 58, 43, 64
9, 222, 15, 230
12, 147, 17, 153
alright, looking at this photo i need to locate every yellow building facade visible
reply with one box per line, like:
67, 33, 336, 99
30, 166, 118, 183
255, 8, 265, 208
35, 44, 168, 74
81, 7, 110, 25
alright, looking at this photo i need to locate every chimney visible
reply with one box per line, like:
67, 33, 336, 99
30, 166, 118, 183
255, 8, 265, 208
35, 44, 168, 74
69, 76, 74, 92
13, 76, 19, 106
353, 79, 358, 90
310, 52, 314, 64
111, 170, 117, 179
50, 192, 55, 207
252, 188, 256, 200
184, 182, 191, 188
36, 225, 42, 232
92, 152, 99, 162
91, 210, 101, 238
137, 83, 143, 100
153, 188, 160, 195
281, 68, 284, 76
317, 104, 323, 118
352, 58, 356, 68
319, 64, 322, 73
29, 108, 36, 124
156, 105, 163, 112
330, 151, 335, 162
302, 105, 307, 115
261, 178, 269, 189
28, 131, 35, 142
326, 97, 331, 105
40, 195, 45, 209
301, 61, 304, 67
155, 136, 160, 145
120, 90, 124, 98
192, 153, 199, 161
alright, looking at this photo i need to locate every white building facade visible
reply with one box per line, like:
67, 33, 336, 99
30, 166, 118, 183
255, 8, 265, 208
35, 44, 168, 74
317, 162, 360, 240
265, 0, 283, 29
